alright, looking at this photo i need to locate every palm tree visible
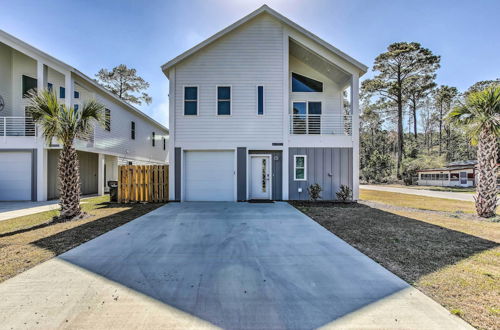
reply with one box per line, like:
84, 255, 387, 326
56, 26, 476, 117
27, 90, 104, 220
447, 86, 500, 217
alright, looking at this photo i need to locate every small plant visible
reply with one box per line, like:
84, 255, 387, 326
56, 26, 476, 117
308, 183, 322, 201
450, 309, 462, 316
336, 185, 352, 203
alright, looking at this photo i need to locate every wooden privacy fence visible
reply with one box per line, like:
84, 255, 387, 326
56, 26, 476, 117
118, 165, 169, 203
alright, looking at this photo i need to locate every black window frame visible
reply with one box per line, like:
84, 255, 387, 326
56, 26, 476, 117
257, 85, 264, 115
152, 132, 155, 147
22, 75, 37, 98
59, 86, 65, 99
217, 86, 231, 116
163, 137, 166, 150
184, 86, 198, 116
131, 121, 136, 140
104, 108, 111, 131
291, 72, 323, 92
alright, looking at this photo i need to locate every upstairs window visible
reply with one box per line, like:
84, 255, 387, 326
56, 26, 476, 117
294, 155, 307, 181
74, 91, 80, 98
163, 137, 166, 150
104, 108, 111, 131
217, 86, 231, 115
152, 132, 155, 147
184, 86, 198, 115
131, 121, 135, 140
22, 75, 37, 97
292, 72, 323, 92
257, 86, 264, 115
47, 82, 53, 92
59, 87, 65, 99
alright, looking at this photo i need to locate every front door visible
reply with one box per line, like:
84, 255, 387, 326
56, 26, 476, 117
250, 155, 271, 200
460, 172, 468, 186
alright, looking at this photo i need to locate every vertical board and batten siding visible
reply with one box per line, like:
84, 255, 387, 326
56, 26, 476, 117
174, 14, 284, 144
289, 147, 352, 200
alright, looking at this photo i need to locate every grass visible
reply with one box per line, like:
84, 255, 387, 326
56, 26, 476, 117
0, 196, 164, 283
360, 189, 481, 214
292, 189, 500, 330
382, 183, 478, 193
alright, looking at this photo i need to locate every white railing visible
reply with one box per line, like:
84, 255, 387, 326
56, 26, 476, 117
289, 114, 352, 135
0, 117, 36, 137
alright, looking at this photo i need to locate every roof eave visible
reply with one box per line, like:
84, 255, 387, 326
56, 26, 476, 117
160, 5, 368, 76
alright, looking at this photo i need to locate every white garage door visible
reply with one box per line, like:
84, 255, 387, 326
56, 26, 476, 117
184, 150, 235, 201
0, 152, 32, 201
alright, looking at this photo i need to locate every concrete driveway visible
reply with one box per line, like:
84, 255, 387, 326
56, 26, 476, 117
0, 202, 470, 329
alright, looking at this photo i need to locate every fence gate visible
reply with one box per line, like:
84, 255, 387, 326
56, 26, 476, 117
118, 165, 169, 203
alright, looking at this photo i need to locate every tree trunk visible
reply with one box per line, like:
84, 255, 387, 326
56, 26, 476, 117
412, 100, 418, 139
58, 144, 82, 220
439, 105, 443, 154
397, 98, 404, 179
475, 127, 498, 218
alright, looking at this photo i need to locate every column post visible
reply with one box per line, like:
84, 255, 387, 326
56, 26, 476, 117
351, 74, 360, 201
98, 153, 105, 196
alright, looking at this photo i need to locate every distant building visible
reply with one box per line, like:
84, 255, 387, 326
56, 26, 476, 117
416, 160, 499, 188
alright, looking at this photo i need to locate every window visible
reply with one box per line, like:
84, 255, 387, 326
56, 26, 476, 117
152, 132, 155, 147
104, 109, 111, 131
291, 101, 322, 134
131, 121, 135, 140
184, 86, 198, 115
74, 91, 80, 98
47, 83, 53, 92
74, 104, 79, 111
22, 75, 37, 97
128, 161, 133, 165
217, 86, 231, 115
291, 72, 323, 92
163, 137, 166, 150
59, 87, 65, 99
294, 155, 307, 181
257, 86, 264, 115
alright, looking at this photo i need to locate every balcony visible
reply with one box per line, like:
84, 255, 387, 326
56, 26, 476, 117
289, 114, 352, 135
0, 117, 36, 137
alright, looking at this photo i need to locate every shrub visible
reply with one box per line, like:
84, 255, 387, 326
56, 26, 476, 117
308, 183, 322, 201
336, 185, 352, 202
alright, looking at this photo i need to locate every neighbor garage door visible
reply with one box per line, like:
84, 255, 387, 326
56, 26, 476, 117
184, 150, 235, 201
0, 151, 32, 201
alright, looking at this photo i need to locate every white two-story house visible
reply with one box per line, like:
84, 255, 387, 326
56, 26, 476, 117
162, 5, 367, 202
0, 30, 168, 201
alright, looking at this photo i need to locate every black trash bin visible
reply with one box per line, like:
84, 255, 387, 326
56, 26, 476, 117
108, 180, 118, 202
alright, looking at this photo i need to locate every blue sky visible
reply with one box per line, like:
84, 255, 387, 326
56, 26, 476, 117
1, 0, 499, 127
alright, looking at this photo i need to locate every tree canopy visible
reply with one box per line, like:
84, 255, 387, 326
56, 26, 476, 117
95, 64, 152, 106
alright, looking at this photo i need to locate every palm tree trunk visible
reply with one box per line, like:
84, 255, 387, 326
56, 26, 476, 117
58, 144, 82, 220
475, 127, 498, 218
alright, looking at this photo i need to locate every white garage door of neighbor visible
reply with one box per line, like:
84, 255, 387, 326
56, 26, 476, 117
184, 150, 235, 201
0, 152, 32, 201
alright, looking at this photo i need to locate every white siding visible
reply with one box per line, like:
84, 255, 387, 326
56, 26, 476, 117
0, 43, 13, 116
11, 49, 36, 116
174, 14, 284, 145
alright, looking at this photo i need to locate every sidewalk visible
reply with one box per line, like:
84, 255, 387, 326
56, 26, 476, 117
0, 197, 92, 222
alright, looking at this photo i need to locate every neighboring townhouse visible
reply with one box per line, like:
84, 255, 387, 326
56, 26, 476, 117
0, 30, 168, 201
162, 5, 367, 201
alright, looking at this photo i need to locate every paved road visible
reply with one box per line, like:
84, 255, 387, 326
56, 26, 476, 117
0, 202, 471, 329
361, 184, 477, 202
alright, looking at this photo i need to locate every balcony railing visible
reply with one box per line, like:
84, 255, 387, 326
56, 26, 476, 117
0, 117, 36, 137
289, 114, 352, 135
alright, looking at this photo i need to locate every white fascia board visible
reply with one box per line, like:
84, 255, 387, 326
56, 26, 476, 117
161, 5, 368, 76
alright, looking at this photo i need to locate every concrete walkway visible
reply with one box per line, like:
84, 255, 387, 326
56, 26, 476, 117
361, 184, 477, 202
0, 202, 471, 329
0, 200, 60, 221
0, 197, 93, 222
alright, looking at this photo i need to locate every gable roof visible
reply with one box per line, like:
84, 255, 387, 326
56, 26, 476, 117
0, 29, 168, 133
161, 5, 368, 76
